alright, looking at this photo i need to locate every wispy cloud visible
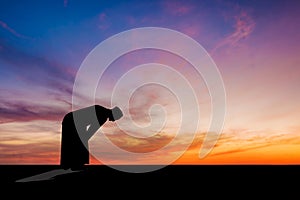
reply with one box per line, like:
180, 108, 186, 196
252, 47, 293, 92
0, 40, 75, 123
0, 45, 73, 82
106, 131, 174, 153
211, 9, 255, 55
98, 12, 111, 30
63, 0, 68, 7
89, 131, 197, 164
0, 20, 31, 39
162, 0, 193, 16
0, 40, 75, 96
0, 142, 59, 164
0, 100, 68, 123
202, 129, 300, 158
0, 121, 61, 164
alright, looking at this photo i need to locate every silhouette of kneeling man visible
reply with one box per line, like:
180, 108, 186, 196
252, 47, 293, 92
60, 105, 123, 170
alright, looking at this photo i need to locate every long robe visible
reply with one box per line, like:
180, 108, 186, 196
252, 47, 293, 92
60, 105, 112, 169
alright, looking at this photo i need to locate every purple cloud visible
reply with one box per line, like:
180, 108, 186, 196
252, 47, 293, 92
0, 40, 75, 123
0, 99, 68, 123
0, 40, 75, 96
162, 0, 193, 16
211, 8, 255, 55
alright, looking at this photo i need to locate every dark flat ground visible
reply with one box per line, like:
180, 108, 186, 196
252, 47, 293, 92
1, 165, 299, 194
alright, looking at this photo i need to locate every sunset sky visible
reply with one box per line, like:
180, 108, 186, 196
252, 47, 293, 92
0, 0, 300, 165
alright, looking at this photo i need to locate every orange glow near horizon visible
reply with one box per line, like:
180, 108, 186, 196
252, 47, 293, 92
2, 128, 300, 165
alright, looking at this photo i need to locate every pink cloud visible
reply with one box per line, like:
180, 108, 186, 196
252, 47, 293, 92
98, 12, 110, 30
163, 1, 193, 16
64, 0, 68, 7
177, 24, 201, 38
99, 12, 107, 21
211, 10, 255, 55
126, 16, 136, 26
0, 100, 68, 124
0, 20, 31, 39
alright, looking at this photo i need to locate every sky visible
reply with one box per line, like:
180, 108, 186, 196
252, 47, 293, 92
0, 0, 300, 165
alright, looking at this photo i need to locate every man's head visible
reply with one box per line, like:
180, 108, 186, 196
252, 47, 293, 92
109, 106, 123, 121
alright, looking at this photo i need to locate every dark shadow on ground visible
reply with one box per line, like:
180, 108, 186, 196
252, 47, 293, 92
1, 165, 300, 193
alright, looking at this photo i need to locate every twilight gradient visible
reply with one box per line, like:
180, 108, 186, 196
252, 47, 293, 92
0, 0, 300, 164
